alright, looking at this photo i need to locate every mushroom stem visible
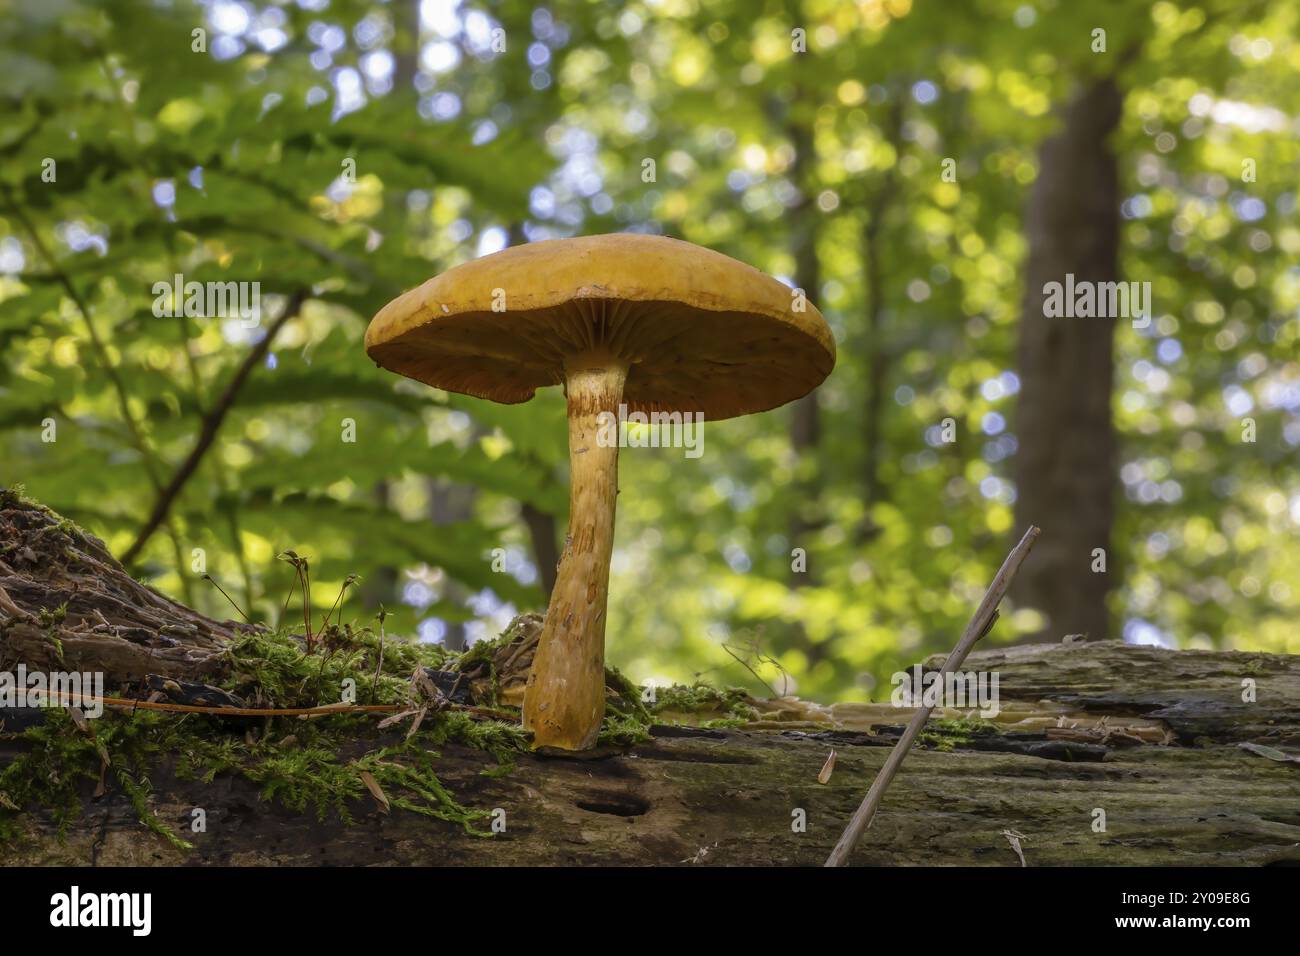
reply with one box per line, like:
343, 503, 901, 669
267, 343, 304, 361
523, 356, 629, 750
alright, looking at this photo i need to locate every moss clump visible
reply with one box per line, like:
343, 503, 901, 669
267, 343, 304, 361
0, 484, 36, 510
699, 716, 751, 729
219, 623, 447, 709
919, 716, 1001, 752
37, 603, 68, 628
455, 614, 532, 674
598, 712, 653, 746
0, 707, 193, 850
651, 683, 759, 726
0, 703, 519, 848
0, 620, 540, 851
232, 738, 490, 831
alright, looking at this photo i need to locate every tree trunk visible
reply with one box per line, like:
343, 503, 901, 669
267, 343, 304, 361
859, 93, 904, 538
1011, 79, 1123, 642
0, 491, 241, 684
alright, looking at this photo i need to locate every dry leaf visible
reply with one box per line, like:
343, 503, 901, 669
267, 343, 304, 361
817, 749, 837, 785
1239, 742, 1300, 765
405, 704, 428, 741
358, 770, 390, 814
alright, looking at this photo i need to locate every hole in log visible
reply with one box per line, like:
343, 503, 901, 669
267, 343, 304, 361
575, 791, 650, 817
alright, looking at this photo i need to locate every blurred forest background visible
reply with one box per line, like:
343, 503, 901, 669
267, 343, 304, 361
1, 0, 1297, 702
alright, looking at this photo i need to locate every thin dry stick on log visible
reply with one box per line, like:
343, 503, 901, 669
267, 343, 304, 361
825, 524, 1042, 867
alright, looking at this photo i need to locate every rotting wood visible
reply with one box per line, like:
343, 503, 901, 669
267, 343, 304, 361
4, 640, 1299, 867
2, 491, 1298, 866
0, 490, 241, 684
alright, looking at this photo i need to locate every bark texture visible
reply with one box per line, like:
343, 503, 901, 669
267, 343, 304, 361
1012, 78, 1124, 642
0, 492, 241, 685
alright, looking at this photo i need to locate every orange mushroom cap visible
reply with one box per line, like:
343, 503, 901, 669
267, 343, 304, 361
365, 233, 835, 421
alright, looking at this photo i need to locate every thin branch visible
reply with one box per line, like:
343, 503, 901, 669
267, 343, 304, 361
121, 289, 308, 565
825, 525, 1042, 867
3, 188, 199, 600
721, 641, 779, 699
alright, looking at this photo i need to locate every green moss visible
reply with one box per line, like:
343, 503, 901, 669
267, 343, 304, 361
598, 712, 653, 746
115, 766, 193, 852
919, 716, 1000, 752
422, 710, 528, 770
0, 708, 101, 840
0, 484, 34, 510
38, 603, 68, 628
454, 616, 527, 673
1, 703, 516, 849
231, 738, 490, 832
652, 683, 759, 724
604, 664, 653, 721
0, 707, 192, 850
220, 623, 439, 709
0, 621, 547, 851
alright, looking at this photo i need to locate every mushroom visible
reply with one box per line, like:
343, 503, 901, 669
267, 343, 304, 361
365, 233, 835, 749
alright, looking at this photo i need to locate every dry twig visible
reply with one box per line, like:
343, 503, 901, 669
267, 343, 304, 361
825, 525, 1041, 867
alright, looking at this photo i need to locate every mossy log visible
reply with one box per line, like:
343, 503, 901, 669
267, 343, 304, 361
4, 641, 1298, 867
2, 490, 1299, 866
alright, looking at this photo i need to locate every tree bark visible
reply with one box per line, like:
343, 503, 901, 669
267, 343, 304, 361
1011, 79, 1124, 641
0, 491, 241, 684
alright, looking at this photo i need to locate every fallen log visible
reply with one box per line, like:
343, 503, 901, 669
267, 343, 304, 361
1, 489, 1298, 866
